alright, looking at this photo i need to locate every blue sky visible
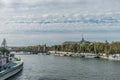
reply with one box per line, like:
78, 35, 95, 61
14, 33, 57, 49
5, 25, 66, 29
0, 0, 120, 46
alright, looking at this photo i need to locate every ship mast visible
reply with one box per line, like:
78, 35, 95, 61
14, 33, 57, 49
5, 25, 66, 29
1, 38, 7, 49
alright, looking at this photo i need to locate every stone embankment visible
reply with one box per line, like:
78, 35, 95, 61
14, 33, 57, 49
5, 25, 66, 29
48, 51, 120, 61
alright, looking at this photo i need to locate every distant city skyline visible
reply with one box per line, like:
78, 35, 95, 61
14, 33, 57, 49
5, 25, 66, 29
0, 0, 120, 46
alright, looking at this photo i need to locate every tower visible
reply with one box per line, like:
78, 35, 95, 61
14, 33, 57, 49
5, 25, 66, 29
43, 44, 46, 52
81, 34, 84, 42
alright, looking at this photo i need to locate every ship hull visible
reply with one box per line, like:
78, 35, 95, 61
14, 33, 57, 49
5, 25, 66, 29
0, 61, 23, 80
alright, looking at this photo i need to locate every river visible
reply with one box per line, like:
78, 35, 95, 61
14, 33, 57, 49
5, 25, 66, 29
7, 54, 120, 80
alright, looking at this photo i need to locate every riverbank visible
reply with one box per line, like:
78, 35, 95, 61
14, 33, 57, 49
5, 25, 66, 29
48, 51, 120, 61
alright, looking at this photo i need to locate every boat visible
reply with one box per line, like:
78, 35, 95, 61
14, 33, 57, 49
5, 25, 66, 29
108, 55, 120, 61
80, 53, 99, 58
84, 55, 97, 58
0, 38, 24, 80
0, 59, 23, 80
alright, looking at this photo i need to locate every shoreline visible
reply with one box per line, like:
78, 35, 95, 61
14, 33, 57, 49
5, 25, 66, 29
48, 51, 120, 61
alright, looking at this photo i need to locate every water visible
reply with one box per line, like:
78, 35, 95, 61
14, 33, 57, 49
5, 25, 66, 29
8, 54, 120, 80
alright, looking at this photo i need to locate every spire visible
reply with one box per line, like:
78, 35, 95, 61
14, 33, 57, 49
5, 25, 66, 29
1, 38, 7, 48
81, 34, 84, 42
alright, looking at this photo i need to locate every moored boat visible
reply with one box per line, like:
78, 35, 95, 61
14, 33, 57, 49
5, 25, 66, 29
84, 55, 96, 58
0, 59, 23, 80
0, 38, 24, 80
108, 54, 120, 61
80, 53, 99, 58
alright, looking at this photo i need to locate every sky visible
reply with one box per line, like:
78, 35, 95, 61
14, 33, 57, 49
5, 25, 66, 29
0, 0, 120, 46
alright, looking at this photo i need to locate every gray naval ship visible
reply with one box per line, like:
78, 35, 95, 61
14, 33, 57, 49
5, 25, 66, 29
0, 38, 23, 80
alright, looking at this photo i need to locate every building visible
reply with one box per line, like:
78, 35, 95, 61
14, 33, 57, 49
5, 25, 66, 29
63, 34, 91, 45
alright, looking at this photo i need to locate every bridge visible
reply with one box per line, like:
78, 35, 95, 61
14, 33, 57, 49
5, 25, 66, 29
9, 49, 48, 54
8, 44, 48, 54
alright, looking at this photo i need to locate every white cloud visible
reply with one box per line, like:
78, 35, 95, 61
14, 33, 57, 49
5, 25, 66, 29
1, 0, 12, 4
0, 0, 120, 46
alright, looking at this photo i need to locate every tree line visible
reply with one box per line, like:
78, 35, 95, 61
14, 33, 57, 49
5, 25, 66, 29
49, 41, 120, 55
10, 41, 120, 55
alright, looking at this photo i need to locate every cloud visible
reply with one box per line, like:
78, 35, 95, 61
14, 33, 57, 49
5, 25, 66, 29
0, 0, 120, 46
0, 0, 79, 5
